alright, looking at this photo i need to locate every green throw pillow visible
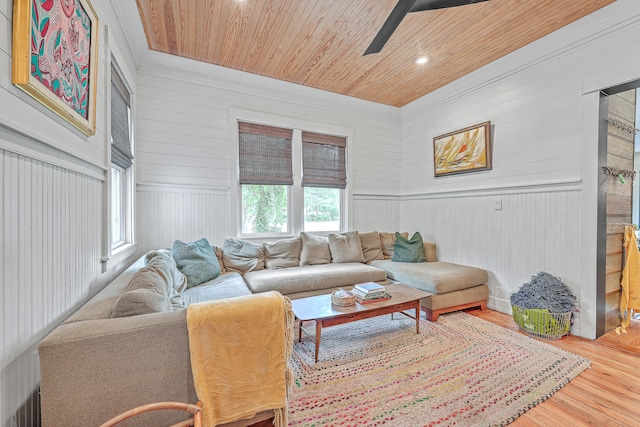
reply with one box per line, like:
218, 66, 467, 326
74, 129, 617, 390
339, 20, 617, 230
392, 232, 426, 263
172, 238, 221, 288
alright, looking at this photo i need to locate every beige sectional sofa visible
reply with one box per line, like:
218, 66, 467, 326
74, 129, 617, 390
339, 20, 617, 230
38, 231, 488, 426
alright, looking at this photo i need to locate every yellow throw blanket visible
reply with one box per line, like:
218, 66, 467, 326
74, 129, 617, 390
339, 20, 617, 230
187, 291, 294, 426
618, 226, 640, 334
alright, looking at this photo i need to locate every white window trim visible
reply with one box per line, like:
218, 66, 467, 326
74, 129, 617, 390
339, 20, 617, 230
229, 108, 354, 239
102, 45, 136, 269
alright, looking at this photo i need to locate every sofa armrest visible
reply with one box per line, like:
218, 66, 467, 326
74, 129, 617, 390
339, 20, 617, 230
424, 242, 437, 262
39, 310, 197, 426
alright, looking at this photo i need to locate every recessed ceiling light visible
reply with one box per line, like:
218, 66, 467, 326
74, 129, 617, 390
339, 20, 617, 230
415, 57, 429, 65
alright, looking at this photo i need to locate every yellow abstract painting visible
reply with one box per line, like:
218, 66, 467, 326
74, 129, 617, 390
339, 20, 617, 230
433, 121, 492, 176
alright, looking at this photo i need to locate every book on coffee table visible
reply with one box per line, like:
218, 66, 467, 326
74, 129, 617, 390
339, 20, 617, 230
355, 293, 391, 304
354, 282, 385, 294
351, 288, 387, 300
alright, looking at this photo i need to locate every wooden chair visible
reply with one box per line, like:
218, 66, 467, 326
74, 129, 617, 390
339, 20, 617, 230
99, 401, 202, 427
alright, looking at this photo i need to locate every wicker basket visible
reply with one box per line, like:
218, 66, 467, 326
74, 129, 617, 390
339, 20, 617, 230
511, 304, 572, 339
331, 290, 356, 306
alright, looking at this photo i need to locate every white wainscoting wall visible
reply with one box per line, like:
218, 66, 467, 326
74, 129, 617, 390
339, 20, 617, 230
136, 184, 231, 252
400, 187, 581, 314
352, 196, 402, 234
0, 146, 132, 426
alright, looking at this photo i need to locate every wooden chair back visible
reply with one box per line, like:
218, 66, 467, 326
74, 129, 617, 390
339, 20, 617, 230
99, 401, 202, 427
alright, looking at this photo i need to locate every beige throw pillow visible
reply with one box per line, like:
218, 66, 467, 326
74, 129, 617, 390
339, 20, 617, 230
110, 266, 173, 318
358, 231, 384, 264
379, 231, 409, 259
264, 237, 301, 269
222, 238, 265, 274
328, 231, 365, 263
144, 250, 186, 309
299, 232, 331, 265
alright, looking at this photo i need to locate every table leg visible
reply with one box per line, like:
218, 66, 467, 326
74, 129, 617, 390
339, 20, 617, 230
415, 301, 420, 334
298, 320, 302, 342
315, 320, 322, 363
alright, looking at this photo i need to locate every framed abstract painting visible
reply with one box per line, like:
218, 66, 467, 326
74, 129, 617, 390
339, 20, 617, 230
433, 121, 492, 177
12, 0, 99, 136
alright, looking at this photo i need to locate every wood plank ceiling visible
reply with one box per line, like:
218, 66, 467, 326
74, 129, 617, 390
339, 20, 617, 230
135, 0, 615, 107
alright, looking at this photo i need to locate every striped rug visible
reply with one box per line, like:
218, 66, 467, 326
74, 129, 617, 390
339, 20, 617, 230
288, 311, 590, 426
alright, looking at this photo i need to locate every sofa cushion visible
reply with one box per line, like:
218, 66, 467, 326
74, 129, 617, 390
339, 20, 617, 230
181, 272, 252, 304
110, 266, 173, 318
379, 232, 408, 259
370, 260, 488, 294
222, 238, 265, 274
328, 231, 365, 263
243, 263, 387, 295
392, 232, 426, 263
299, 232, 331, 265
144, 249, 187, 309
213, 246, 226, 272
359, 231, 384, 264
172, 238, 221, 288
264, 237, 301, 269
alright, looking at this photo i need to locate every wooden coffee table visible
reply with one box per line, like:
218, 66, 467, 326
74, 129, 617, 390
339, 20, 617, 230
291, 283, 432, 362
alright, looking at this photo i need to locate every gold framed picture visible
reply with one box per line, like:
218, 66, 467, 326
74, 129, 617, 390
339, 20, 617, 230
433, 121, 492, 177
12, 0, 99, 136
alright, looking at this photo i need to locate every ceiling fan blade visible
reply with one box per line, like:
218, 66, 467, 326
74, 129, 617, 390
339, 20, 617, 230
410, 0, 490, 13
364, 0, 418, 56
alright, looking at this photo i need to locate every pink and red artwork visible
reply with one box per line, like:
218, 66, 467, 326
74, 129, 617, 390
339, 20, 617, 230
30, 0, 93, 119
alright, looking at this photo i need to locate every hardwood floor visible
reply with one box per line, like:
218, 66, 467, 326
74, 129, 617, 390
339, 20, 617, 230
467, 308, 640, 427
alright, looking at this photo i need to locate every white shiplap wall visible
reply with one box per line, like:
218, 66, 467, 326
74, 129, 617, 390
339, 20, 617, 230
0, 147, 105, 426
401, 189, 581, 309
136, 185, 231, 250
399, 0, 640, 339
0, 0, 139, 425
135, 54, 403, 252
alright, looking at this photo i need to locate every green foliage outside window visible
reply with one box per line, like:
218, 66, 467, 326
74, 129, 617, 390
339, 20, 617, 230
242, 185, 340, 233
242, 185, 287, 233
304, 187, 339, 223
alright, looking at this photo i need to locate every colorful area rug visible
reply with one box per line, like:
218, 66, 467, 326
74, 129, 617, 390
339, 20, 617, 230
288, 311, 590, 426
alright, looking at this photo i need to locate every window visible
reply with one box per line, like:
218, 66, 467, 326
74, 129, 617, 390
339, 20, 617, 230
301, 131, 346, 232
237, 121, 347, 237
110, 64, 134, 251
239, 123, 293, 234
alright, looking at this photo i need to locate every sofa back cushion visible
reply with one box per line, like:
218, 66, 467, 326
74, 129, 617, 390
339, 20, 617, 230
379, 232, 409, 259
299, 232, 332, 265
110, 265, 173, 318
424, 242, 437, 262
213, 246, 226, 272
222, 238, 265, 274
264, 237, 301, 269
328, 231, 365, 263
358, 231, 384, 263
144, 249, 187, 309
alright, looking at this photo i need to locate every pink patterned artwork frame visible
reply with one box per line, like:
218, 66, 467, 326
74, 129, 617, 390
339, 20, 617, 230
12, 0, 99, 136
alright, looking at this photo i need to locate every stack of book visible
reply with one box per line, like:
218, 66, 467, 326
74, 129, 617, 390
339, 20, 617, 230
351, 282, 390, 304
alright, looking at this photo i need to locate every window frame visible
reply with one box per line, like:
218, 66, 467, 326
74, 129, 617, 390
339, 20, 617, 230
106, 59, 136, 261
230, 109, 353, 239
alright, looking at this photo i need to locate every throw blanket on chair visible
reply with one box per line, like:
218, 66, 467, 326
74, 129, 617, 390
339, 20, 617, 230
187, 291, 294, 426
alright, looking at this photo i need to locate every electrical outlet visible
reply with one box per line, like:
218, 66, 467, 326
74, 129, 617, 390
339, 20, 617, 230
495, 200, 502, 210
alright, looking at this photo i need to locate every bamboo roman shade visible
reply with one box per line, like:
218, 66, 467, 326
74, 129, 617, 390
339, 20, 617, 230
238, 122, 293, 185
301, 131, 347, 189
110, 66, 133, 170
